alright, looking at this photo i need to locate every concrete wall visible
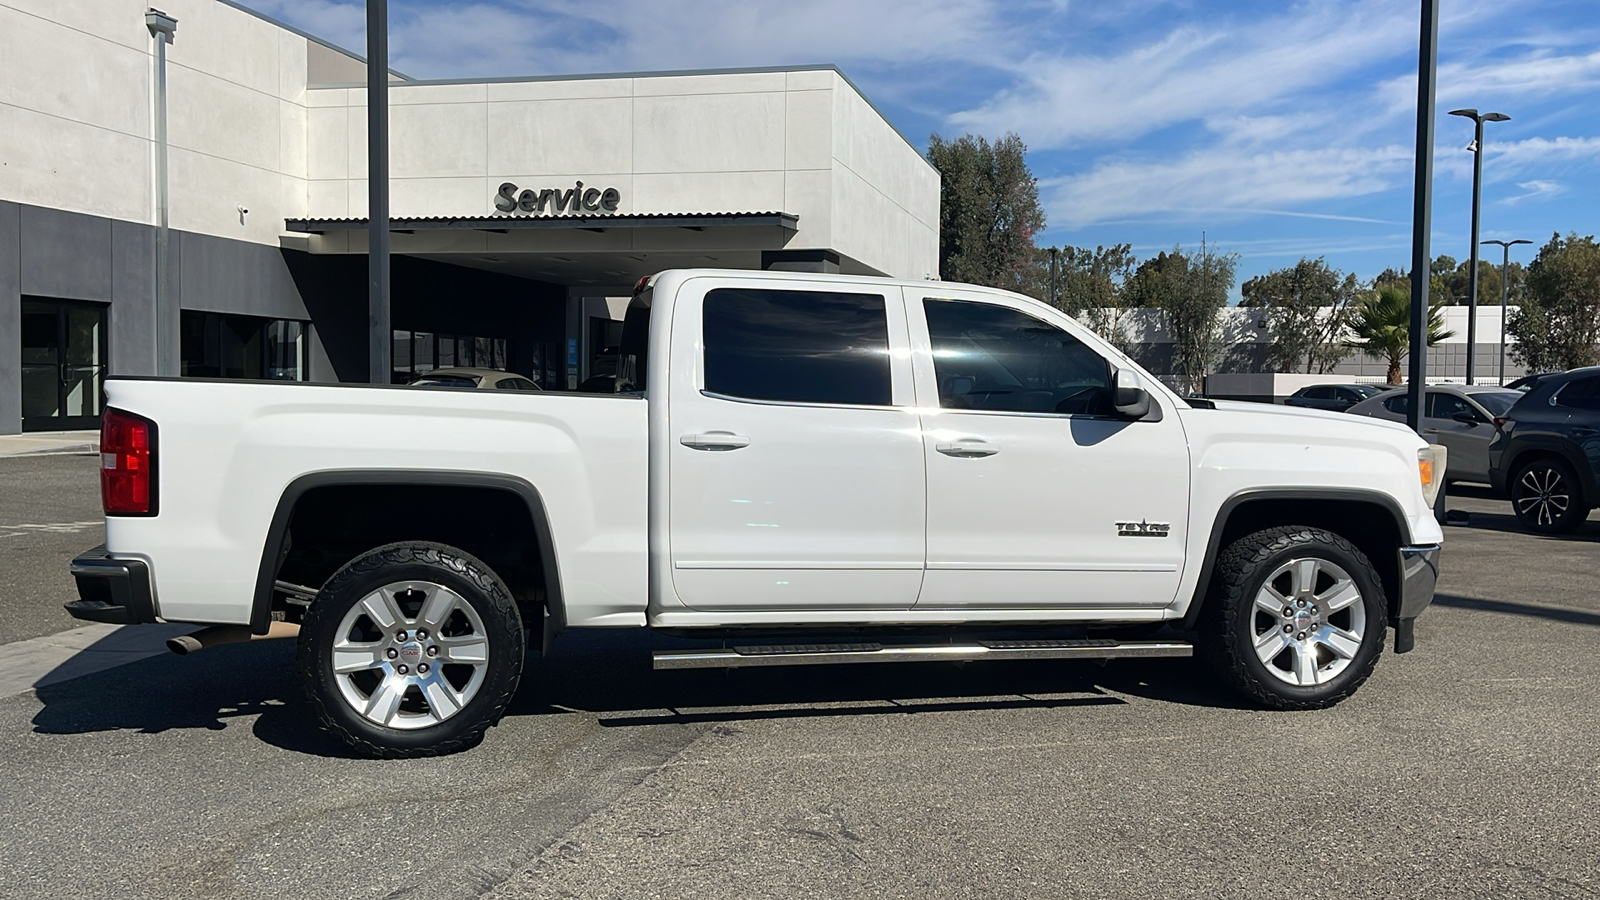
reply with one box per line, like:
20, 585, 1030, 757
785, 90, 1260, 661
303, 67, 939, 279
0, 0, 370, 248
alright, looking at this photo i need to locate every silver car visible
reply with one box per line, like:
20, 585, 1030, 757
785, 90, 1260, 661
1346, 385, 1520, 484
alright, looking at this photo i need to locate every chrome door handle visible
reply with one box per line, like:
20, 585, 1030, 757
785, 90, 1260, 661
680, 432, 751, 451
935, 439, 1000, 458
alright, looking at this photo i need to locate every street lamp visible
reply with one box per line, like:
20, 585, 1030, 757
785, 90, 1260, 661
1448, 108, 1511, 384
1482, 238, 1531, 385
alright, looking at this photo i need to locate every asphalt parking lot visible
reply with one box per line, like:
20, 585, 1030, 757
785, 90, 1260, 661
1, 454, 1597, 899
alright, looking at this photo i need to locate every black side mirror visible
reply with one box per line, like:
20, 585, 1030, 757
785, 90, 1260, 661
1114, 369, 1152, 419
1451, 412, 1481, 426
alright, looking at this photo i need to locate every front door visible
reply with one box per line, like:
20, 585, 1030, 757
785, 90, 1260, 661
666, 277, 925, 611
909, 289, 1192, 610
20, 298, 108, 432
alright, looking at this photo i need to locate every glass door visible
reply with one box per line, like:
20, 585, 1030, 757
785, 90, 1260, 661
20, 298, 108, 432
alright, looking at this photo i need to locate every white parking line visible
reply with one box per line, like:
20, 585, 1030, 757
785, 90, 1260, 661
0, 623, 198, 701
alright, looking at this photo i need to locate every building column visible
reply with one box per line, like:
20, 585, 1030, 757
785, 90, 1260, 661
0, 202, 20, 435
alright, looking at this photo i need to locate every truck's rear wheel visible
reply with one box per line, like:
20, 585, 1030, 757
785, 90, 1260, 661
296, 541, 524, 758
1199, 527, 1384, 709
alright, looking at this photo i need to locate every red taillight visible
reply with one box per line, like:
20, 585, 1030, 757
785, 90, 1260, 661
101, 409, 156, 516
1492, 416, 1508, 430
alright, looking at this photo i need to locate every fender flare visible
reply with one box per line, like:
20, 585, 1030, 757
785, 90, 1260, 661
1178, 487, 1412, 629
250, 470, 564, 636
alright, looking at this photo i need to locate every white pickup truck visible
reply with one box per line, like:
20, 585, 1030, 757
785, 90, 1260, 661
68, 269, 1444, 757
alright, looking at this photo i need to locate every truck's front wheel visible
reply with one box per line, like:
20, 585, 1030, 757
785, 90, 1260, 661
1199, 527, 1385, 709
296, 541, 524, 758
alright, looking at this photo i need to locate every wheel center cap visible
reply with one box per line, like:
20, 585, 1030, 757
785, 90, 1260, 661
398, 642, 424, 666
1293, 609, 1315, 632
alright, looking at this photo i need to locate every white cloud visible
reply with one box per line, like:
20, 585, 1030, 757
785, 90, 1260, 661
1498, 179, 1568, 204
947, 0, 1416, 149
1046, 145, 1414, 228
1491, 135, 1600, 165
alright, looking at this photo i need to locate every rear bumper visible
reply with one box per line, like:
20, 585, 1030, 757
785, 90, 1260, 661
65, 545, 156, 626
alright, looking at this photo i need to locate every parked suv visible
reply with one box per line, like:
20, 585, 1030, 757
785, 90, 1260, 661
1489, 368, 1600, 533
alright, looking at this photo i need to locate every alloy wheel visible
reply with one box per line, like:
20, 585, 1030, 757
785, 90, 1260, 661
1249, 557, 1366, 688
1515, 465, 1571, 528
329, 581, 490, 729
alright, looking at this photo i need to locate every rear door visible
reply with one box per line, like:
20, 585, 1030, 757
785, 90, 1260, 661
908, 288, 1191, 610
1426, 392, 1491, 480
666, 277, 925, 611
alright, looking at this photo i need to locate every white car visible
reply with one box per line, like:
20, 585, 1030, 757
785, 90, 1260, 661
407, 367, 541, 391
70, 269, 1444, 757
1346, 385, 1519, 484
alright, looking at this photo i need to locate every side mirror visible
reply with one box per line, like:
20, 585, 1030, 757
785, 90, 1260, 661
1113, 368, 1152, 419
1451, 412, 1481, 426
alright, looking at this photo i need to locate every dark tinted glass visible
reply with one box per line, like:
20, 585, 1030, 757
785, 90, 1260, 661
1428, 392, 1476, 419
703, 288, 891, 406
1474, 392, 1516, 416
1383, 394, 1410, 414
1556, 376, 1600, 411
1304, 386, 1332, 399
924, 298, 1113, 414
1354, 385, 1385, 398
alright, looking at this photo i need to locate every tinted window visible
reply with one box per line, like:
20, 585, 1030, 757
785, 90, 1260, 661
924, 298, 1113, 414
703, 288, 891, 406
1383, 394, 1410, 415
1428, 392, 1477, 420
1304, 386, 1332, 400
1354, 385, 1385, 398
1556, 377, 1600, 411
1474, 393, 1516, 416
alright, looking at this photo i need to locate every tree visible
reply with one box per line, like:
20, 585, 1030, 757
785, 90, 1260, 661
1508, 232, 1600, 372
1129, 246, 1237, 394
926, 133, 1046, 292
1038, 243, 1141, 352
1346, 285, 1454, 384
1240, 257, 1360, 374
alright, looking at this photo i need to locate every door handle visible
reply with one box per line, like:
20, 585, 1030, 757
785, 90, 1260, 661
935, 439, 1000, 458
680, 432, 751, 451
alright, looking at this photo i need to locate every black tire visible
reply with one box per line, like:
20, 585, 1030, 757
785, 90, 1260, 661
1198, 527, 1386, 710
297, 541, 524, 758
1510, 457, 1589, 534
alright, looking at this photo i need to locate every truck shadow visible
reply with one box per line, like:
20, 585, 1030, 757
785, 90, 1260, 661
29, 629, 1252, 759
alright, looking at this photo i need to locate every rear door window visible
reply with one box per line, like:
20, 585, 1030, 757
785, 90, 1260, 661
1383, 394, 1409, 415
702, 288, 891, 406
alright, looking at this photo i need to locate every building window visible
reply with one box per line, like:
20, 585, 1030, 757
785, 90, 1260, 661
181, 312, 308, 381
390, 330, 508, 384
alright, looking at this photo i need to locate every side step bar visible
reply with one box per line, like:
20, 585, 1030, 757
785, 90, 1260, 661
653, 638, 1192, 670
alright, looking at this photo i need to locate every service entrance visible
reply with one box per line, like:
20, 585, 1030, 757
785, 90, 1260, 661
20, 298, 108, 432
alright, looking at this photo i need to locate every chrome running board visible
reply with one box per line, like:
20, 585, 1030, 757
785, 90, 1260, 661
652, 638, 1193, 670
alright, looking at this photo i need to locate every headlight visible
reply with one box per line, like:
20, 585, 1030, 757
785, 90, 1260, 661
1418, 444, 1447, 506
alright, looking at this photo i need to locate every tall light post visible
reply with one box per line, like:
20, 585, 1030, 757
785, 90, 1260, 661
1406, 0, 1439, 434
146, 8, 177, 376
1482, 238, 1530, 384
1447, 108, 1510, 384
367, 0, 391, 384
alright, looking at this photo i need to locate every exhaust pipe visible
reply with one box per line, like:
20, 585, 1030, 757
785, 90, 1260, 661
167, 621, 300, 655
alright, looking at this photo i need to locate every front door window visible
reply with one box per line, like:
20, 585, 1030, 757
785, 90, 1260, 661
20, 298, 108, 432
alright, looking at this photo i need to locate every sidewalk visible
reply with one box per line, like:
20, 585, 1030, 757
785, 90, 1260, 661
0, 430, 99, 457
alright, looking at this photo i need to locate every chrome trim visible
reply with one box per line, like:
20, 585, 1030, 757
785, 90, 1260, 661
654, 639, 1194, 669
1397, 544, 1441, 619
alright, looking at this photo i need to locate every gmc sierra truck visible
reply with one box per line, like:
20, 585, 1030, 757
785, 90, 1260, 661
67, 269, 1444, 757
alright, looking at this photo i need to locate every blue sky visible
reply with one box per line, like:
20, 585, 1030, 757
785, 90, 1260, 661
249, 0, 1599, 298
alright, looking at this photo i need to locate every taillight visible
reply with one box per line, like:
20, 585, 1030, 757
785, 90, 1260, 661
1492, 416, 1509, 430
101, 408, 157, 515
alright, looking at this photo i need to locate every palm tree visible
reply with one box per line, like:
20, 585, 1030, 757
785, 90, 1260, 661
1346, 285, 1455, 384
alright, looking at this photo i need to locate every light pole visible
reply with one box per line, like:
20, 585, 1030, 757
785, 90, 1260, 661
1048, 246, 1059, 310
1482, 238, 1530, 384
1447, 108, 1510, 384
146, 8, 177, 376
1406, 0, 1439, 434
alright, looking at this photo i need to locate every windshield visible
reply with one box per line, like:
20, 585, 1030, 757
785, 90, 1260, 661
1353, 385, 1385, 398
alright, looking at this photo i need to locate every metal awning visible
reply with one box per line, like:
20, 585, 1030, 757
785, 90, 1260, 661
285, 211, 798, 235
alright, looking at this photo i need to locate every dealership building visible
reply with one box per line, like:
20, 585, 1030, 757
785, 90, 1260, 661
0, 0, 939, 433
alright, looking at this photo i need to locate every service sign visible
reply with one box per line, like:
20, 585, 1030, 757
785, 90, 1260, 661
494, 181, 621, 215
